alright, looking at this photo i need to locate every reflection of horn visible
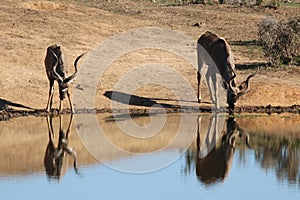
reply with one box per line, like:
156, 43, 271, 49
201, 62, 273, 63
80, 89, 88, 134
229, 134, 236, 148
245, 133, 250, 147
61, 114, 79, 175
64, 114, 79, 174
239, 128, 251, 148
237, 68, 259, 96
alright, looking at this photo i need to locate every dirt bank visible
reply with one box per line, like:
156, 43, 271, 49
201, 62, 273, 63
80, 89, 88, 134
0, 0, 299, 120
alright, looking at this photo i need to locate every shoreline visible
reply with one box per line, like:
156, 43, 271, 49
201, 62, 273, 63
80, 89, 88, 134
1, 105, 300, 121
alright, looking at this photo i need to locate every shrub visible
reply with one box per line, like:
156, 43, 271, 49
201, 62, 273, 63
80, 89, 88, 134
258, 16, 300, 66
224, 0, 261, 6
151, 0, 205, 5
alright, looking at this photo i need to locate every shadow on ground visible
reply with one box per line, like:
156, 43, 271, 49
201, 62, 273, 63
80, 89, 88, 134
235, 62, 268, 70
0, 98, 34, 111
103, 91, 184, 109
229, 40, 260, 46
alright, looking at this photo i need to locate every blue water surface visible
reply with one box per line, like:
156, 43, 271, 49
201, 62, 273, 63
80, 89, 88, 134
0, 148, 299, 200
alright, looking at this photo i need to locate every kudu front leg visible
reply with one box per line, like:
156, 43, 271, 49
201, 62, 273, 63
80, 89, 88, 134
206, 73, 216, 105
211, 73, 218, 108
46, 82, 54, 112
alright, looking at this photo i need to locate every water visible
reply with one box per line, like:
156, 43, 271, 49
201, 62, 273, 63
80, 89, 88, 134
0, 113, 299, 199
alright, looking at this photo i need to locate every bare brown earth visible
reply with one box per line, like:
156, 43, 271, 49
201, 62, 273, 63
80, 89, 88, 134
0, 0, 300, 119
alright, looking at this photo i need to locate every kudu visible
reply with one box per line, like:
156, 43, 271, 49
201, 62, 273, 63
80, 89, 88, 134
44, 114, 79, 181
45, 44, 85, 113
197, 31, 258, 113
196, 114, 249, 185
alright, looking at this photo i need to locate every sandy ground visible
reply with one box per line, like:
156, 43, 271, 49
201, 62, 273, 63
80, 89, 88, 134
0, 0, 300, 113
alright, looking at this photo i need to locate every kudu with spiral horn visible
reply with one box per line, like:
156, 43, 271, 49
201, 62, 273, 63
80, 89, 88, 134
197, 31, 258, 113
44, 44, 85, 113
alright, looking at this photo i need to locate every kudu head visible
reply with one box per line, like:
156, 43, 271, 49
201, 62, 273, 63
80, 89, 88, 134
225, 68, 259, 113
49, 45, 84, 101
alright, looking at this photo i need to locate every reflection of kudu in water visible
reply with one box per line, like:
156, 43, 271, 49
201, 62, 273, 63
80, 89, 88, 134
44, 114, 79, 180
196, 115, 249, 185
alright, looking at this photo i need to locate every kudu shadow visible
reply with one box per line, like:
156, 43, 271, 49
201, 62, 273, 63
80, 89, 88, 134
229, 40, 260, 46
104, 112, 158, 122
103, 91, 215, 114
235, 62, 268, 70
104, 91, 190, 108
0, 98, 34, 111
44, 114, 80, 181
196, 114, 250, 185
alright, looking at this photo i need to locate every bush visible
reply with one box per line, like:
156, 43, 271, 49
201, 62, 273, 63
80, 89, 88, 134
224, 0, 257, 6
226, 0, 284, 6
258, 16, 300, 66
151, 0, 205, 5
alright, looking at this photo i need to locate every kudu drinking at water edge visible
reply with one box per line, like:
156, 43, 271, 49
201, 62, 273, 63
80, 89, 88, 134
197, 31, 258, 113
44, 114, 79, 180
196, 114, 250, 185
45, 44, 85, 113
